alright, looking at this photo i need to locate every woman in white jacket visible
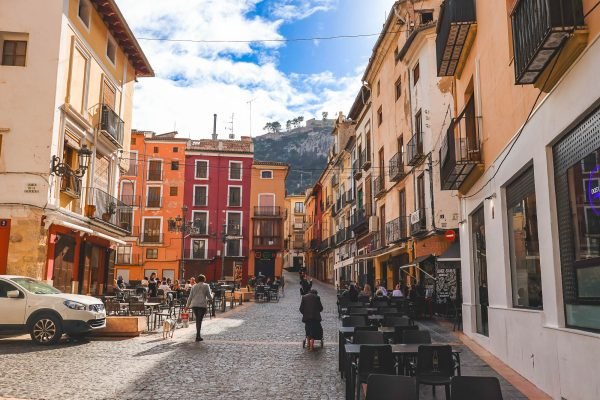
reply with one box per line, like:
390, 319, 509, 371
185, 274, 213, 342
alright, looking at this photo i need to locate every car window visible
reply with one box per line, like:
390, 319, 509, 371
0, 280, 20, 297
9, 278, 61, 294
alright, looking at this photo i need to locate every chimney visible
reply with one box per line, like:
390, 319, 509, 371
212, 114, 218, 140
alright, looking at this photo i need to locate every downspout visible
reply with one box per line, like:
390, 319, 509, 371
428, 153, 436, 231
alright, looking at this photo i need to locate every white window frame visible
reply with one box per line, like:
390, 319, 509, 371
229, 160, 243, 181
192, 210, 209, 235
146, 158, 163, 182
193, 185, 209, 207
227, 185, 243, 207
142, 216, 163, 243
106, 33, 117, 66
119, 180, 136, 204
77, 0, 92, 30
195, 160, 209, 180
190, 238, 208, 259
145, 185, 162, 208
226, 211, 243, 235
226, 238, 243, 257
258, 193, 276, 207
125, 150, 138, 176
261, 170, 273, 179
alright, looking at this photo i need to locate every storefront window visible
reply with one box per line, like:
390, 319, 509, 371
471, 206, 488, 336
507, 167, 542, 309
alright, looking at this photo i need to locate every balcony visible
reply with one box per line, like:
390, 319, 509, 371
410, 209, 427, 236
140, 232, 164, 244
120, 195, 141, 207
350, 208, 368, 233
361, 149, 371, 170
116, 253, 142, 265
389, 152, 407, 182
385, 216, 409, 245
346, 190, 354, 204
253, 206, 282, 218
436, 0, 477, 77
512, 0, 585, 86
99, 104, 124, 147
319, 238, 330, 252
407, 133, 426, 166
85, 187, 133, 234
353, 158, 362, 179
440, 97, 483, 192
368, 233, 382, 253
60, 172, 82, 199
310, 239, 319, 251
331, 174, 339, 187
326, 195, 332, 209
253, 236, 283, 250
335, 229, 346, 245
373, 175, 385, 198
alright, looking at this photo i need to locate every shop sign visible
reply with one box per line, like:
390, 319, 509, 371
256, 251, 273, 260
589, 166, 600, 215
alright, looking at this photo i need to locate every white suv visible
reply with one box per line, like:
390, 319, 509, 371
0, 275, 106, 345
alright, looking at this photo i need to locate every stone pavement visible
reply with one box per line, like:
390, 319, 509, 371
0, 272, 529, 400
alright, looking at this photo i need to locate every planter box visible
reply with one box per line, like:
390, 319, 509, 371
91, 316, 146, 337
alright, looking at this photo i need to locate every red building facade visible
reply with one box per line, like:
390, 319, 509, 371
183, 137, 253, 283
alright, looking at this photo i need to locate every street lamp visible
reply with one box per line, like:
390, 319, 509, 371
51, 144, 92, 178
168, 205, 189, 281
220, 223, 228, 281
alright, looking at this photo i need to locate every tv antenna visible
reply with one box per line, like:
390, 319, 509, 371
247, 98, 256, 137
227, 113, 235, 139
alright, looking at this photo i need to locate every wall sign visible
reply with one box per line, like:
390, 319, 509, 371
589, 166, 600, 216
24, 183, 39, 193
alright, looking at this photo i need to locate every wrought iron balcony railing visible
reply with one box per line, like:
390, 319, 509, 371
253, 236, 283, 249
410, 209, 427, 236
361, 149, 371, 170
512, 0, 584, 85
253, 206, 282, 217
353, 158, 362, 179
385, 216, 409, 245
389, 152, 407, 182
140, 233, 164, 244
350, 208, 368, 232
86, 187, 132, 234
440, 97, 482, 191
436, 0, 477, 76
99, 104, 124, 147
407, 132, 426, 166
373, 175, 385, 198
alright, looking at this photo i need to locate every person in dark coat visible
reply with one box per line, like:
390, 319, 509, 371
299, 289, 323, 350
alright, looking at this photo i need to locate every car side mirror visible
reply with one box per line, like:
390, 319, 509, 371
7, 290, 21, 299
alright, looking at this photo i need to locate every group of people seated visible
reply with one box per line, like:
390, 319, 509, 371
339, 279, 427, 303
246, 273, 284, 291
115, 272, 199, 300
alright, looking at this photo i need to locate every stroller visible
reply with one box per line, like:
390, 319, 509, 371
302, 320, 324, 349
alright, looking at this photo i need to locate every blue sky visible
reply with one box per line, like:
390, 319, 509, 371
116, 0, 394, 138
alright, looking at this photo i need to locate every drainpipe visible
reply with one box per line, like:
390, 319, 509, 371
428, 153, 436, 231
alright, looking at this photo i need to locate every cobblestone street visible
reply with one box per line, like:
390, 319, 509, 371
0, 272, 528, 400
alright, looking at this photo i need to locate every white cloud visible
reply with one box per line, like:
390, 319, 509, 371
116, 0, 360, 138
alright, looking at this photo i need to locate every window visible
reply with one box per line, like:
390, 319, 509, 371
153, 146, 159, 153
413, 62, 420, 85
506, 167, 542, 309
294, 202, 304, 214
78, 0, 91, 28
148, 160, 162, 181
173, 147, 178, 153
192, 211, 208, 235
131, 137, 136, 145
261, 170, 273, 179
191, 239, 207, 259
146, 186, 161, 208
226, 238, 242, 257
146, 249, 158, 259
142, 218, 161, 243
120, 181, 135, 205
228, 186, 242, 207
398, 136, 404, 165
116, 247, 132, 264
377, 106, 383, 126
395, 78, 402, 101
126, 151, 138, 176
229, 161, 242, 180
417, 174, 425, 210
193, 186, 208, 206
2, 40, 27, 66
377, 80, 381, 96
415, 110, 423, 141
171, 161, 179, 170
0, 280, 19, 298
419, 11, 434, 24
471, 206, 488, 336
195, 160, 208, 179
227, 212, 242, 236
106, 35, 116, 64
169, 186, 178, 196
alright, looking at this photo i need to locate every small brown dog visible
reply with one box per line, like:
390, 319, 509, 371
162, 319, 176, 339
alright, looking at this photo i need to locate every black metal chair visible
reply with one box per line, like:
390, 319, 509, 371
365, 374, 417, 400
389, 325, 419, 344
382, 316, 410, 327
255, 285, 266, 302
128, 300, 152, 331
402, 330, 432, 344
354, 326, 378, 332
342, 315, 368, 327
452, 301, 463, 331
451, 376, 503, 400
415, 345, 454, 399
353, 345, 396, 400
348, 308, 369, 315
352, 331, 385, 344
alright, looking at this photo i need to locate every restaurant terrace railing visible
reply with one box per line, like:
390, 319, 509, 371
385, 216, 409, 245
512, 0, 584, 85
389, 152, 407, 182
440, 97, 482, 191
407, 132, 426, 166
85, 187, 133, 234
436, 0, 477, 77
99, 104, 124, 147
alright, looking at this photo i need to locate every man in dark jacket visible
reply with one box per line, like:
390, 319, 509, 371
299, 289, 323, 350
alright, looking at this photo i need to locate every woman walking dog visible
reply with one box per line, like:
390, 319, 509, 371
185, 274, 213, 342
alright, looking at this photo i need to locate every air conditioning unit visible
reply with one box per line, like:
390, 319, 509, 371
368, 216, 379, 232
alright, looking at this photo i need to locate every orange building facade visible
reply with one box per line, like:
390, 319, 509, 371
114, 131, 187, 284
248, 161, 289, 280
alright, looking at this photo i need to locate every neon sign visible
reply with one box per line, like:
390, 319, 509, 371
588, 166, 600, 216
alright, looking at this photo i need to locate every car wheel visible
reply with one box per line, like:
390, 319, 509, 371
30, 314, 63, 345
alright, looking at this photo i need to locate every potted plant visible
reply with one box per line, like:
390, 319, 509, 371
102, 202, 116, 222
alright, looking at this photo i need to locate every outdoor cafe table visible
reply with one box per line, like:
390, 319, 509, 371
338, 327, 396, 377
343, 344, 462, 400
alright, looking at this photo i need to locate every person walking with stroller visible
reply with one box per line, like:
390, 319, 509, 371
185, 274, 213, 342
299, 289, 323, 351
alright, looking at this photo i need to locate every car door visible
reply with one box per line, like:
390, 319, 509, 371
0, 279, 27, 325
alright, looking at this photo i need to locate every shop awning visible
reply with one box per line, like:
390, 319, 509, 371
354, 243, 406, 261
49, 219, 94, 234
437, 240, 461, 262
413, 254, 435, 264
92, 231, 126, 246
